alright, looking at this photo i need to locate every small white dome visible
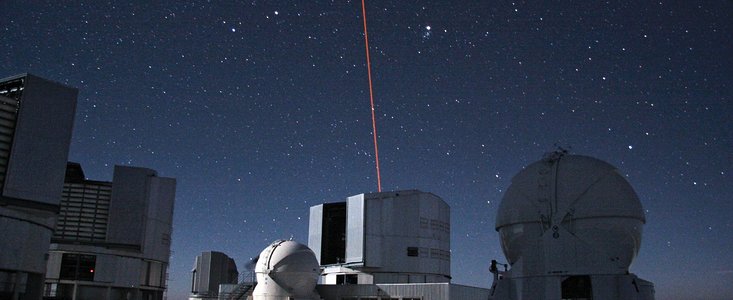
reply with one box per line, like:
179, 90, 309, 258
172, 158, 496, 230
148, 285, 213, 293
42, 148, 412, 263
253, 240, 320, 298
496, 154, 645, 272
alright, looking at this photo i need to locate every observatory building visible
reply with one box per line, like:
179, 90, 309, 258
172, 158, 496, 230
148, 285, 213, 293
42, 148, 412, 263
0, 74, 77, 300
189, 251, 239, 300
231, 190, 489, 300
308, 191, 491, 299
309, 190, 451, 285
205, 153, 655, 300
44, 163, 176, 300
252, 240, 322, 300
489, 152, 655, 299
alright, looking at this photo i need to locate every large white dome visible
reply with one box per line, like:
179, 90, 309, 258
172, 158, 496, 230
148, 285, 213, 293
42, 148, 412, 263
495, 153, 645, 274
253, 240, 320, 299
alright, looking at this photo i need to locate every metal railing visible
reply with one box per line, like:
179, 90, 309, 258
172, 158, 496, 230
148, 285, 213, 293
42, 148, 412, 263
224, 271, 256, 300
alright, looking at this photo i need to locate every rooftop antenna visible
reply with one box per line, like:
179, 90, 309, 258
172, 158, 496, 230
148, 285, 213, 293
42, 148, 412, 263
360, 0, 382, 192
544, 144, 571, 161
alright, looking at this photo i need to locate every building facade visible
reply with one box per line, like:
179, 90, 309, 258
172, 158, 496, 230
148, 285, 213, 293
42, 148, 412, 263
309, 190, 451, 285
43, 163, 176, 300
0, 74, 78, 300
237, 190, 488, 300
189, 252, 239, 300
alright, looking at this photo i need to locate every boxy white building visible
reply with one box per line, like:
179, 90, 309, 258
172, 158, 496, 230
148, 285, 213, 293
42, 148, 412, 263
301, 190, 490, 300
309, 190, 450, 285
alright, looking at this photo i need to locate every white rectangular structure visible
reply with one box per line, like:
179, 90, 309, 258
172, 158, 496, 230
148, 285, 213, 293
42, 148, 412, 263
309, 190, 451, 285
345, 193, 365, 264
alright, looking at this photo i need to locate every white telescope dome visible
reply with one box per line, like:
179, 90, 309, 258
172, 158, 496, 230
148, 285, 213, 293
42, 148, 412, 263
253, 240, 320, 299
495, 153, 645, 274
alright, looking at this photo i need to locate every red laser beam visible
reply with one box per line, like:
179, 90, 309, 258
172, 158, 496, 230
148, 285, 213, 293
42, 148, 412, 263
361, 0, 382, 192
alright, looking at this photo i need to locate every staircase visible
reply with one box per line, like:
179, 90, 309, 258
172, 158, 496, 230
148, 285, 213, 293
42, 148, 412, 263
224, 271, 256, 300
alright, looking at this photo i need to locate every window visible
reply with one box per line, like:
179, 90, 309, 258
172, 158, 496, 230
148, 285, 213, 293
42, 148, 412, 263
336, 274, 358, 285
59, 253, 96, 281
407, 247, 419, 257
561, 275, 592, 300
44, 283, 74, 299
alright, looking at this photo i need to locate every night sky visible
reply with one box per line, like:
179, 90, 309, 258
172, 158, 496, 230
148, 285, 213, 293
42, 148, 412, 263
2, 1, 731, 299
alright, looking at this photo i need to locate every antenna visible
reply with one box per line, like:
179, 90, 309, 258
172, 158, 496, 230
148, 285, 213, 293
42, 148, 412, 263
360, 0, 382, 192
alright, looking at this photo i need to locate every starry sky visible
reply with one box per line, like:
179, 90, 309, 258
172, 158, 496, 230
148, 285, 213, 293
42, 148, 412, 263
2, 1, 732, 299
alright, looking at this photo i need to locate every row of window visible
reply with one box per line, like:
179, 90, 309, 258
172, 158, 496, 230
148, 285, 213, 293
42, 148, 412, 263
60, 199, 110, 206
419, 217, 450, 233
54, 183, 112, 242
63, 188, 111, 194
406, 247, 450, 261
58, 210, 109, 219
57, 253, 168, 288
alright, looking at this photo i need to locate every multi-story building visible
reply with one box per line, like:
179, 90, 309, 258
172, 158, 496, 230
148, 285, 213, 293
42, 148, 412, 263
44, 163, 176, 300
0, 74, 78, 300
